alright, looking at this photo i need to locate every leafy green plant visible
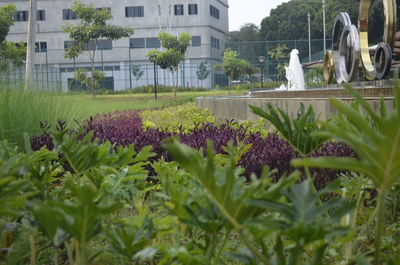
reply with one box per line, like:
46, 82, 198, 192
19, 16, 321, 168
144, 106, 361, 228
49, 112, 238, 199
250, 103, 328, 157
105, 217, 157, 262
247, 180, 354, 265
140, 103, 216, 132
52, 124, 155, 175
293, 84, 400, 264
165, 139, 356, 265
165, 139, 299, 264
33, 180, 123, 265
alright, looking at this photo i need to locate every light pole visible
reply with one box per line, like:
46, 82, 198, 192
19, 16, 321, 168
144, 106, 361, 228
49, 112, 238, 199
258, 56, 265, 89
322, 0, 326, 54
149, 54, 157, 100
308, 13, 311, 63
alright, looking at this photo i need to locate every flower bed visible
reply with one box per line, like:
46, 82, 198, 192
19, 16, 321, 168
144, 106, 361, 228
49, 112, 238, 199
32, 110, 355, 188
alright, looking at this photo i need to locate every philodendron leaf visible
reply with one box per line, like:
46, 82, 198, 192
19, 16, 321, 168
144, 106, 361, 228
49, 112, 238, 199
293, 84, 400, 192
249, 103, 329, 156
165, 138, 298, 230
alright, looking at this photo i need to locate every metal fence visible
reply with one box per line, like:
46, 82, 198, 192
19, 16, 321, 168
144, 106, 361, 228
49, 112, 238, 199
0, 39, 331, 90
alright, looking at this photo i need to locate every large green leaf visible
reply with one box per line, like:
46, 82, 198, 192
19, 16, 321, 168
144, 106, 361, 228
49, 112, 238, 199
33, 181, 123, 245
249, 103, 329, 156
293, 84, 400, 192
165, 138, 298, 230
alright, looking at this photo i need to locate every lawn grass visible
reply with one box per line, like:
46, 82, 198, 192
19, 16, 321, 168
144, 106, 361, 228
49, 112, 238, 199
71, 90, 248, 120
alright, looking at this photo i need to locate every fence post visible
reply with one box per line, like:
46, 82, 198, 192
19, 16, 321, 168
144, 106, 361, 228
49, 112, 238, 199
101, 49, 104, 71
128, 47, 132, 90
266, 41, 269, 81
45, 49, 49, 90
210, 43, 213, 89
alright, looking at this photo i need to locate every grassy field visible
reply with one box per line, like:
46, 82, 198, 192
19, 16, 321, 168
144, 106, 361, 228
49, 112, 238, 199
71, 90, 248, 120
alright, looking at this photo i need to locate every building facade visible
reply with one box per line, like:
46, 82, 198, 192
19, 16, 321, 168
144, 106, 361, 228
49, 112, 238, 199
1, 0, 229, 91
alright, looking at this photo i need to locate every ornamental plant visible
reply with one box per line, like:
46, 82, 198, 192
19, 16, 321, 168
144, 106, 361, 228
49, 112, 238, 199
64, 1, 133, 98
293, 83, 400, 264
147, 32, 191, 97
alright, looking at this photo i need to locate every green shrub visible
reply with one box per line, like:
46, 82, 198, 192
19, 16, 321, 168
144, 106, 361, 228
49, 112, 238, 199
140, 103, 216, 132
0, 83, 80, 148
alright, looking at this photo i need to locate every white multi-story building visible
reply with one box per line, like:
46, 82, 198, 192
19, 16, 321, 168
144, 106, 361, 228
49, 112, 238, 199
1, 0, 229, 91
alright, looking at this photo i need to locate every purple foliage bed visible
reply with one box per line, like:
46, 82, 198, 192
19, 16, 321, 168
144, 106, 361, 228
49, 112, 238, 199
31, 111, 356, 188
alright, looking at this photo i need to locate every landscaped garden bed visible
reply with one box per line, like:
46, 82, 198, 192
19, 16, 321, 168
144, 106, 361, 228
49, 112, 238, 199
1, 87, 399, 265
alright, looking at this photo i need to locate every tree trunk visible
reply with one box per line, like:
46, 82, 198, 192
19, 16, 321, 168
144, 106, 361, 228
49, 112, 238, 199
25, 0, 37, 90
171, 70, 175, 94
228, 76, 231, 95
175, 68, 178, 97
91, 44, 97, 99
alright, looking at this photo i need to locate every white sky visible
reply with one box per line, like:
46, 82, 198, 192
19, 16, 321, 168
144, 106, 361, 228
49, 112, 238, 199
229, 0, 289, 31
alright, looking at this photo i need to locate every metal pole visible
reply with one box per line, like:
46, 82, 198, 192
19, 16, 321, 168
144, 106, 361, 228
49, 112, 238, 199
153, 61, 157, 100
45, 49, 49, 90
308, 13, 311, 62
323, 0, 327, 54
261, 64, 264, 89
128, 47, 132, 90
25, 0, 37, 89
210, 43, 213, 88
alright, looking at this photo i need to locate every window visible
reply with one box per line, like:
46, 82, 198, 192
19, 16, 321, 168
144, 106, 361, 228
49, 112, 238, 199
63, 9, 77, 20
130, 38, 145, 48
35, 42, 47, 53
37, 10, 45, 21
210, 5, 220, 19
192, 36, 201, 47
188, 4, 198, 15
14, 11, 28, 22
211, 36, 220, 49
95, 7, 111, 12
68, 77, 114, 91
64, 40, 112, 50
15, 42, 27, 48
125, 6, 144, 17
84, 40, 113, 50
64, 41, 75, 49
174, 5, 184, 16
97, 40, 112, 50
146, 37, 160, 48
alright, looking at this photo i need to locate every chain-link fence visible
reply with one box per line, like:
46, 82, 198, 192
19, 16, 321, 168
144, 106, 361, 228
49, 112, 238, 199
0, 39, 331, 91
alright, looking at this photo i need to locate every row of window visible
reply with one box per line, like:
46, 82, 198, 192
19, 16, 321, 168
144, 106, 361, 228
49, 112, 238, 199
211, 36, 220, 49
14, 35, 219, 54
210, 5, 220, 19
14, 10, 45, 21
14, 4, 220, 21
64, 40, 113, 50
61, 66, 120, 73
14, 42, 47, 52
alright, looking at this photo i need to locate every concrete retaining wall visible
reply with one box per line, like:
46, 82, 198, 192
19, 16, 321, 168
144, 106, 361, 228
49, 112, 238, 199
196, 93, 394, 122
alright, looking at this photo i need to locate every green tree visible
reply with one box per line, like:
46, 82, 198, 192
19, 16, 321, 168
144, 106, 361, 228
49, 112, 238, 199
196, 61, 210, 87
131, 65, 144, 82
0, 4, 26, 72
227, 23, 262, 62
64, 1, 133, 98
242, 62, 259, 83
147, 31, 191, 97
214, 49, 255, 93
268, 44, 289, 81
259, 0, 361, 41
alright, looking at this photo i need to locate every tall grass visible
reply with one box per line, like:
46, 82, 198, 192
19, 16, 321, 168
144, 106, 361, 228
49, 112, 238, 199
0, 83, 80, 148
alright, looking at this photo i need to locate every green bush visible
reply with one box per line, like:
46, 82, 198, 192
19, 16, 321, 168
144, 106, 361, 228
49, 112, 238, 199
0, 83, 80, 148
92, 85, 209, 95
140, 103, 216, 132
